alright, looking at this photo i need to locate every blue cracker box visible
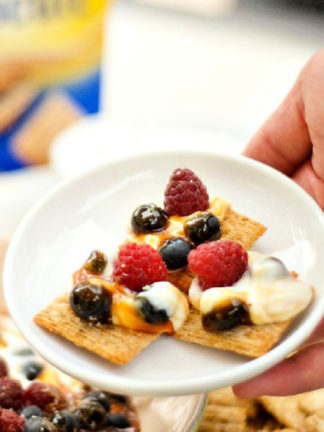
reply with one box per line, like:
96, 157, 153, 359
0, 0, 108, 171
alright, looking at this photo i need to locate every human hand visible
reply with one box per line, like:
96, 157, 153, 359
233, 320, 324, 398
242, 49, 324, 210
233, 50, 324, 399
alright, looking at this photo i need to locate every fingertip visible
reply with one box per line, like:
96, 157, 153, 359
292, 161, 324, 210
232, 383, 258, 399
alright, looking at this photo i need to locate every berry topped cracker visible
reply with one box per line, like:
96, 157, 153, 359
34, 169, 313, 364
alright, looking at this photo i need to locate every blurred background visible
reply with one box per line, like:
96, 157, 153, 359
0, 0, 323, 291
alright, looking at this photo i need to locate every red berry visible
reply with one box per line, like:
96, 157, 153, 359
0, 378, 24, 411
24, 382, 65, 414
164, 168, 209, 216
0, 409, 25, 432
112, 242, 168, 292
188, 240, 248, 289
0, 358, 8, 378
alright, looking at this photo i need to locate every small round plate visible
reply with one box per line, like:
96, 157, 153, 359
4, 151, 324, 396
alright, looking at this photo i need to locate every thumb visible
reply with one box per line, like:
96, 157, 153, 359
233, 343, 324, 398
292, 161, 324, 210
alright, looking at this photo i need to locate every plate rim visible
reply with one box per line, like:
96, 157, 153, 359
4, 150, 324, 396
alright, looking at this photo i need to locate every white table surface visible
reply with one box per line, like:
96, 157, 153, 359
104, 1, 323, 139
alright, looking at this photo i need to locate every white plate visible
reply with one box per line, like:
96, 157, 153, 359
4, 151, 324, 396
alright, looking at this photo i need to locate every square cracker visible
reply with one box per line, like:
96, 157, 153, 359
175, 308, 291, 358
259, 396, 306, 430
0, 83, 38, 133
305, 410, 324, 432
221, 207, 267, 251
34, 295, 158, 366
0, 61, 28, 93
208, 387, 257, 417
298, 389, 324, 414
175, 209, 290, 358
12, 92, 83, 165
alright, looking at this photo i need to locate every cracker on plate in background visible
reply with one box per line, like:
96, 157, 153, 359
259, 396, 307, 430
0, 61, 28, 94
305, 410, 324, 432
258, 389, 324, 431
12, 92, 84, 165
198, 386, 324, 432
0, 83, 38, 133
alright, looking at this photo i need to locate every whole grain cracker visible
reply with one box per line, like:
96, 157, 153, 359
167, 268, 194, 293
197, 420, 247, 432
298, 389, 324, 414
34, 295, 158, 366
0, 61, 28, 93
273, 430, 298, 432
208, 387, 258, 418
260, 419, 283, 431
202, 404, 248, 424
259, 396, 306, 431
0, 83, 38, 133
12, 92, 83, 165
208, 387, 257, 414
305, 410, 324, 432
174, 208, 291, 358
175, 308, 291, 358
199, 387, 309, 432
221, 207, 267, 251
197, 388, 260, 432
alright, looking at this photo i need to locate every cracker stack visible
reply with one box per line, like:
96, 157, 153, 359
198, 387, 324, 432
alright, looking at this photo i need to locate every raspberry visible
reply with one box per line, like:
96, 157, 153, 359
112, 242, 168, 292
188, 240, 248, 289
0, 378, 24, 411
0, 409, 25, 432
0, 358, 8, 378
24, 383, 66, 414
164, 168, 209, 216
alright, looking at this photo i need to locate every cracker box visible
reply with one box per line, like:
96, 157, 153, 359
0, 0, 108, 171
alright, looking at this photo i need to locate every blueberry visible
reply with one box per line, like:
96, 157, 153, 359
22, 361, 43, 380
84, 250, 107, 275
74, 401, 107, 430
131, 204, 168, 233
185, 212, 221, 245
52, 410, 79, 432
159, 237, 193, 270
202, 299, 249, 332
136, 297, 169, 325
21, 405, 44, 419
106, 413, 131, 429
82, 391, 110, 411
70, 281, 112, 324
25, 416, 57, 432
